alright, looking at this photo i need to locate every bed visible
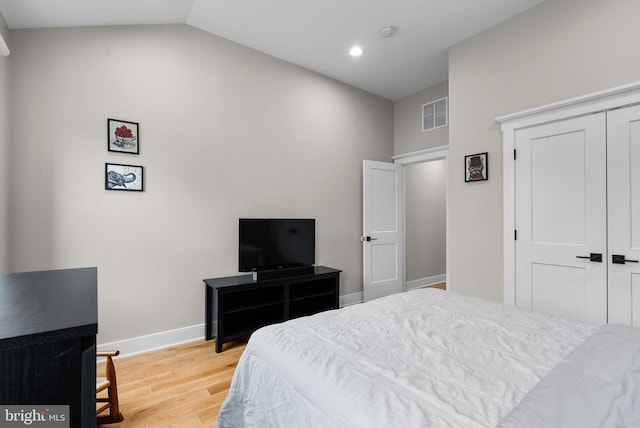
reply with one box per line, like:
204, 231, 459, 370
216, 289, 640, 428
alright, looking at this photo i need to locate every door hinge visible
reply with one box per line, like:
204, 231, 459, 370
513, 149, 517, 160
514, 230, 517, 240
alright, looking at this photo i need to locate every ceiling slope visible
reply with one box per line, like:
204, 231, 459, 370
0, 0, 544, 100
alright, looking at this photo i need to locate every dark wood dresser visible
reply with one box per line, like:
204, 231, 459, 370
0, 267, 98, 428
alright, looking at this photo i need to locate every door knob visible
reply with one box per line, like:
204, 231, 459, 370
576, 253, 602, 262
360, 236, 378, 242
612, 254, 639, 264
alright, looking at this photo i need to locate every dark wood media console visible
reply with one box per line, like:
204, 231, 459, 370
203, 266, 341, 353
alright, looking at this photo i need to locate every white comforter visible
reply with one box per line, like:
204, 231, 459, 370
216, 289, 598, 428
497, 323, 640, 428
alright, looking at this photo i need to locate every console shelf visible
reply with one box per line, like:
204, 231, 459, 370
203, 266, 341, 353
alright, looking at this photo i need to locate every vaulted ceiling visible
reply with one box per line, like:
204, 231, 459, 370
0, 0, 544, 100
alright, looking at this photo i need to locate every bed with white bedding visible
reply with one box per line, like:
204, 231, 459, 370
216, 289, 640, 428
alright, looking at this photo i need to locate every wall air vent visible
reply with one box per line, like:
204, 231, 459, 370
422, 96, 447, 132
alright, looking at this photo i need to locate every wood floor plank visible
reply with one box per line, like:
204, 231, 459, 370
425, 282, 446, 290
97, 339, 246, 427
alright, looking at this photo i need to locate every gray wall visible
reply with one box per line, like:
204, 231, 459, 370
405, 160, 446, 283
8, 24, 393, 344
0, 14, 8, 272
448, 0, 640, 301
394, 81, 448, 155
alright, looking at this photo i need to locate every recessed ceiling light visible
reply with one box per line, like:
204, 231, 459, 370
349, 46, 363, 57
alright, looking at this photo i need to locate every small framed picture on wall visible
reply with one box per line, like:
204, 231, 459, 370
108, 118, 139, 154
105, 163, 144, 191
465, 152, 488, 182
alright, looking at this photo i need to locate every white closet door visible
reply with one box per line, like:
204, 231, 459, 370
515, 113, 607, 324
607, 104, 640, 327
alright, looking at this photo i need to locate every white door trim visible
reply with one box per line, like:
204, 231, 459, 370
497, 81, 640, 305
392, 145, 450, 291
392, 145, 449, 164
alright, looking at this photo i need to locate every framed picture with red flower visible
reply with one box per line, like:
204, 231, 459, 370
108, 118, 139, 154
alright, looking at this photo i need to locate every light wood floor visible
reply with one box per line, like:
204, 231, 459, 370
426, 282, 446, 290
98, 339, 246, 428
99, 284, 445, 427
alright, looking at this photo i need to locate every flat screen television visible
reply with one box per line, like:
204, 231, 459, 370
239, 218, 315, 272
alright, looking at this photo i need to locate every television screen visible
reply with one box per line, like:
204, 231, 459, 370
239, 218, 315, 272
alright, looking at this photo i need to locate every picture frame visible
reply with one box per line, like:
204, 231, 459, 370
105, 163, 144, 191
108, 118, 139, 154
465, 152, 488, 182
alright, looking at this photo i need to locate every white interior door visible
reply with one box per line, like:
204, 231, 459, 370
362, 160, 403, 302
607, 104, 640, 327
515, 113, 607, 324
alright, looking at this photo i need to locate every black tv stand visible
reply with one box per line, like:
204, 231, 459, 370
203, 266, 341, 353
251, 265, 315, 281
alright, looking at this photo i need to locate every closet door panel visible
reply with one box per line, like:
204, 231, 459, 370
607, 104, 640, 326
515, 113, 607, 324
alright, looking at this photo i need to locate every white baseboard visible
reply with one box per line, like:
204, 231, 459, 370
406, 274, 446, 291
97, 323, 205, 358
340, 292, 363, 307
340, 278, 446, 307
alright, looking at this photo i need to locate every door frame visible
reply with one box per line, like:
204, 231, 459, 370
392, 145, 450, 291
497, 81, 640, 305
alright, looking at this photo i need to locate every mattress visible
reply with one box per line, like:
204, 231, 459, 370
215, 289, 636, 427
